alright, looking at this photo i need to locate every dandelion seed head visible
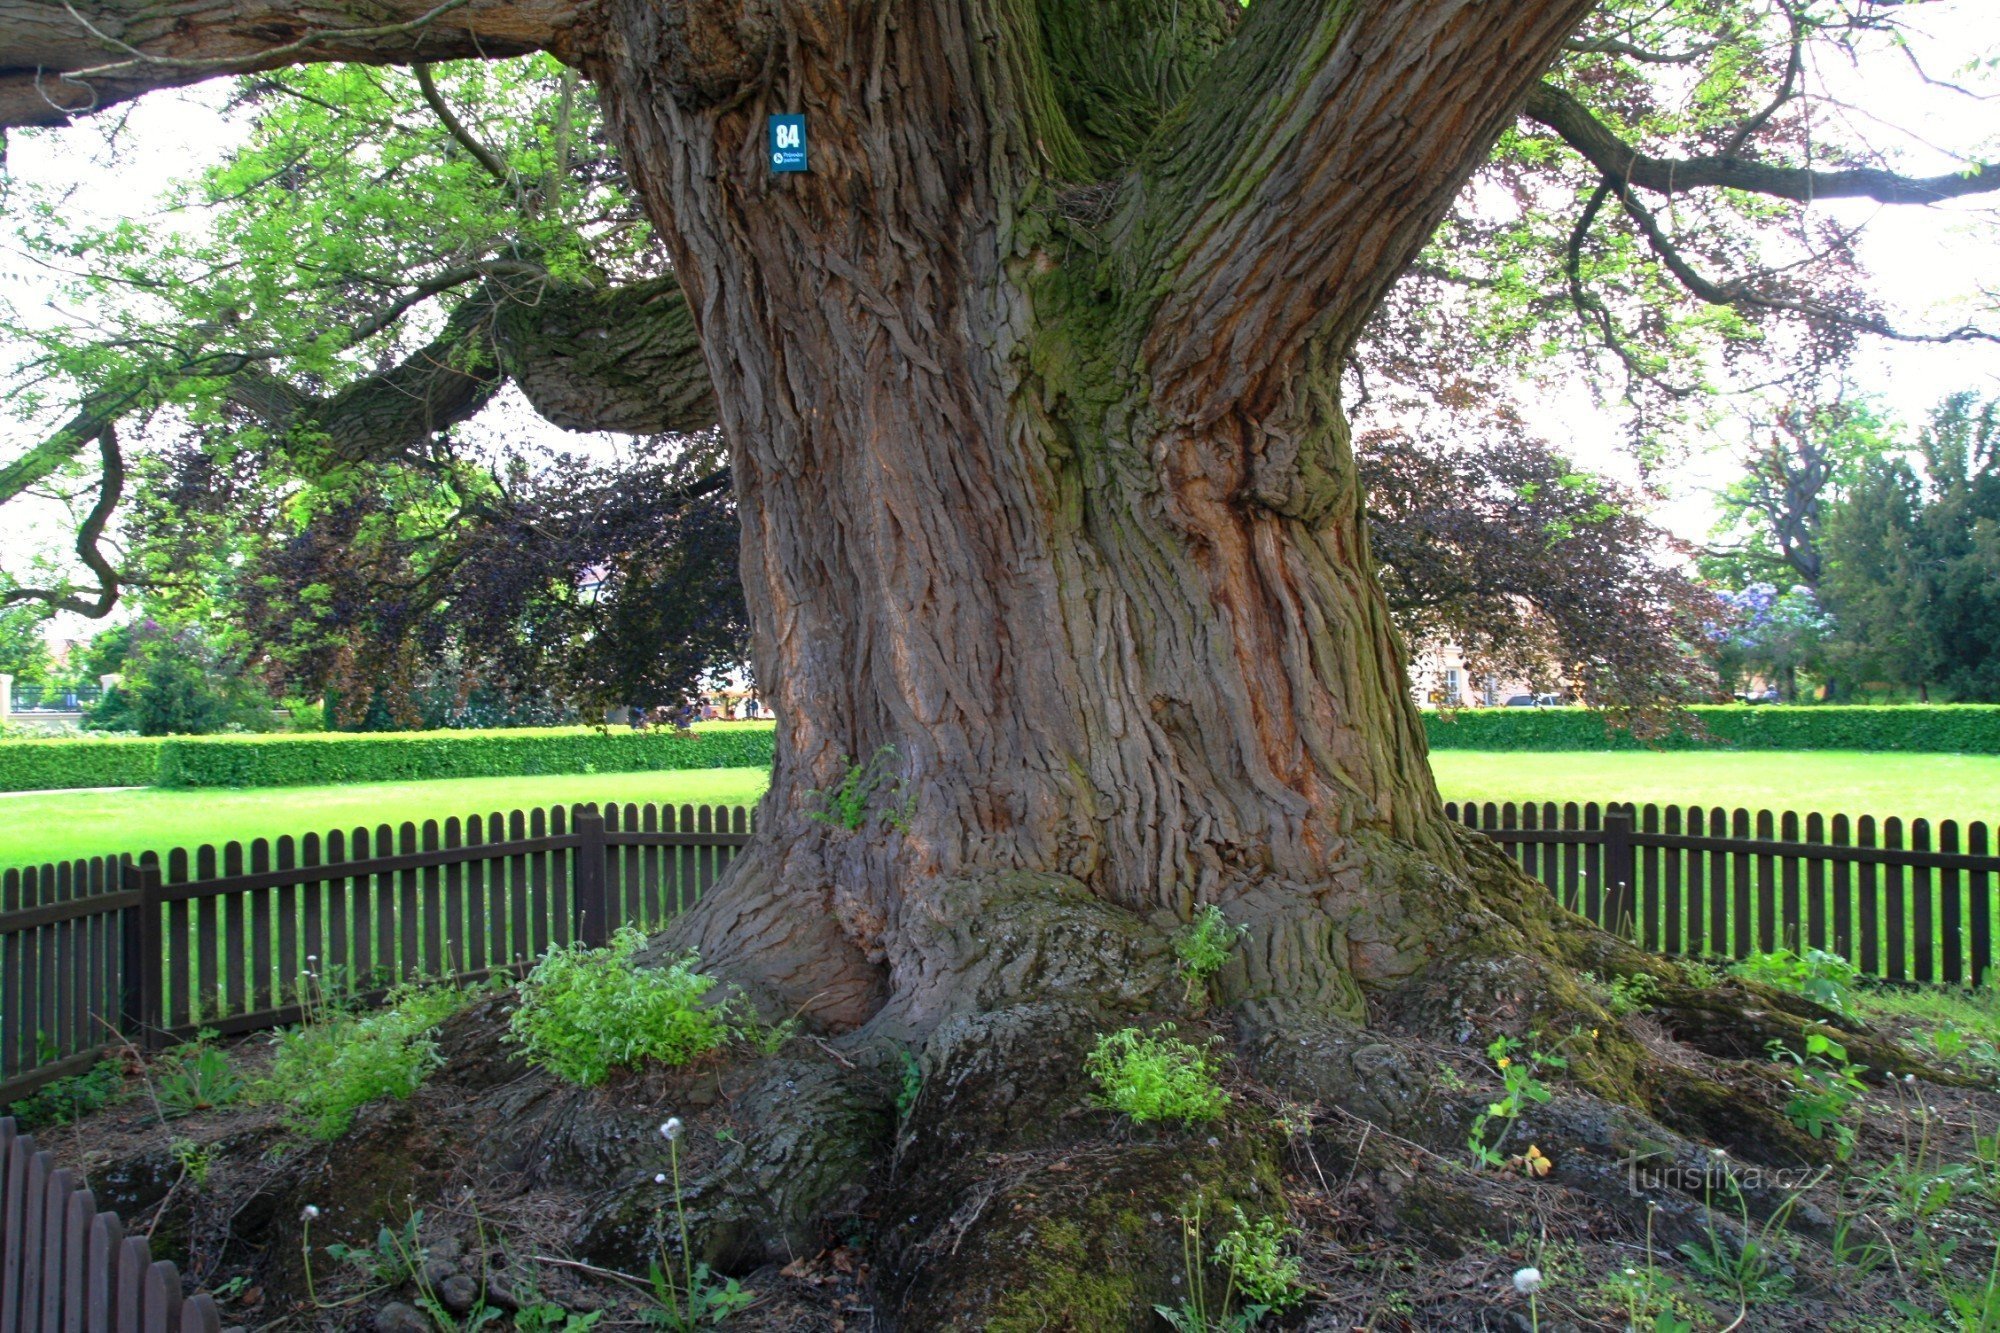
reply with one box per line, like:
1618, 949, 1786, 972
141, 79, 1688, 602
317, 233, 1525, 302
1513, 1267, 1542, 1295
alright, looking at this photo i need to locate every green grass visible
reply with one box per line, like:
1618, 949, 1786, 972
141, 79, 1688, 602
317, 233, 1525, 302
0, 769, 773, 873
8, 748, 1992, 877
1430, 750, 2000, 828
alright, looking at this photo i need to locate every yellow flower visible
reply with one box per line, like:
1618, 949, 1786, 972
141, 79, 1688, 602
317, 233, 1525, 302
1496, 1056, 1512, 1069
1591, 1028, 1600, 1038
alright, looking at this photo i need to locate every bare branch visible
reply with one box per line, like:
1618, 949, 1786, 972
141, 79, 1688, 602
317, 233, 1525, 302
1526, 81, 2000, 205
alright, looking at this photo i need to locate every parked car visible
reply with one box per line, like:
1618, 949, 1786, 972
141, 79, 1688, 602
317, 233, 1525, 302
1502, 693, 1565, 707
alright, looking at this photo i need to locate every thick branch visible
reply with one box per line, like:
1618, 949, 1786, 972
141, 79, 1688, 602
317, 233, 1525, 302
2, 424, 122, 616
0, 0, 582, 128
1526, 81, 2000, 205
1139, 0, 1598, 425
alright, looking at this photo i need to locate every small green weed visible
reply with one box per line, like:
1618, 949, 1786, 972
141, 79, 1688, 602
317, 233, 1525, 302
1733, 947, 1862, 1016
646, 1118, 754, 1329
895, 1047, 922, 1120
156, 1033, 245, 1118
1157, 1201, 1301, 1331
1468, 1030, 1579, 1171
507, 928, 730, 1086
168, 1137, 218, 1186
265, 982, 471, 1139
1580, 970, 1661, 1017
1085, 1026, 1230, 1126
3, 1058, 124, 1131
1174, 906, 1247, 1007
804, 746, 913, 832
325, 1210, 427, 1286
1766, 1031, 1866, 1160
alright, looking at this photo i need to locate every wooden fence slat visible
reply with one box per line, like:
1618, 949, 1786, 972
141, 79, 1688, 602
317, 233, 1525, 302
85, 1212, 122, 1333
398, 823, 421, 984
1, 1126, 28, 1333
140, 1260, 178, 1333
1940, 820, 1964, 988
114, 1236, 148, 1333
373, 825, 397, 991
1912, 819, 1935, 985
1805, 812, 1827, 954
249, 841, 273, 1017
1857, 816, 1881, 977
62, 1183, 92, 1333
1885, 817, 1908, 984
1662, 805, 1682, 955
276, 838, 298, 1018
416, 821, 440, 982
443, 818, 466, 979
1780, 812, 1802, 953
508, 811, 530, 971
41, 1166, 75, 1330
221, 842, 246, 1022
18, 1151, 48, 1329
1754, 809, 1777, 955
1831, 815, 1854, 963
1973, 821, 1993, 989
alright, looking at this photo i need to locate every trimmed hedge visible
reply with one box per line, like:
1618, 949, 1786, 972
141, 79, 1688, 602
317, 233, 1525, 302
1421, 705, 2000, 753
156, 725, 778, 788
0, 725, 776, 792
0, 737, 165, 793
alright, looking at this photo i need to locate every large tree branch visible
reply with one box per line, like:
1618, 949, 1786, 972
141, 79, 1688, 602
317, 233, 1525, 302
1137, 0, 1597, 426
2, 423, 122, 616
0, 0, 583, 128
1526, 81, 2000, 205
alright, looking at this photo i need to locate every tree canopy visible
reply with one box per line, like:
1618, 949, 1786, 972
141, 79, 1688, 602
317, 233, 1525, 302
7, 0, 1995, 721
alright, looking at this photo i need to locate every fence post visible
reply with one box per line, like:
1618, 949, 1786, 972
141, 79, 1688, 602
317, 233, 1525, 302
1602, 807, 1636, 940
120, 861, 164, 1052
573, 808, 610, 949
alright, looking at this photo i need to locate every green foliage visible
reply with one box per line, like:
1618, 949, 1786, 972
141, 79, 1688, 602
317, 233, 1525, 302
168, 1137, 219, 1186
0, 607, 53, 685
1211, 1208, 1306, 1313
1422, 704, 2000, 753
264, 983, 470, 1139
1676, 1171, 1802, 1307
506, 928, 728, 1086
1156, 1201, 1298, 1332
1468, 1031, 1575, 1170
155, 1032, 246, 1118
325, 1211, 428, 1286
155, 724, 775, 788
1174, 906, 1246, 1005
0, 723, 775, 793
1766, 1031, 1866, 1160
1579, 970, 1660, 1017
85, 624, 275, 737
0, 736, 165, 793
1084, 1026, 1230, 1127
644, 1259, 751, 1330
895, 1047, 923, 1120
1732, 947, 1861, 1016
2, 1058, 124, 1131
803, 746, 912, 832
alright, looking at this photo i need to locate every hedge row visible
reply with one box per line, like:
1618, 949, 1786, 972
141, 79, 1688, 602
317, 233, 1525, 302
0, 737, 165, 792
0, 725, 778, 792
1421, 705, 2000, 753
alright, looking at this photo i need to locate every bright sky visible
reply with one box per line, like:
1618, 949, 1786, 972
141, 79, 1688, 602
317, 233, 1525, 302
2, 4, 1998, 646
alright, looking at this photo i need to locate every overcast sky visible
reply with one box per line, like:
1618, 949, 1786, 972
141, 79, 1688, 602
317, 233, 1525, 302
3, 5, 1998, 643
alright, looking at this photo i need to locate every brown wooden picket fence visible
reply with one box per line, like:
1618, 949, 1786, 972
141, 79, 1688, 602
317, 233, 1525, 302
0, 1117, 221, 1333
1449, 801, 2000, 989
0, 803, 752, 1103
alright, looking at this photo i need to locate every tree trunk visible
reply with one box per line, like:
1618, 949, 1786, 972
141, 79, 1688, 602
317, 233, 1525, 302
584, 0, 1585, 1035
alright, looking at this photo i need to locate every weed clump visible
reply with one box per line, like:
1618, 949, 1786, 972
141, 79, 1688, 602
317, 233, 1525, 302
1085, 1025, 1230, 1126
507, 927, 729, 1085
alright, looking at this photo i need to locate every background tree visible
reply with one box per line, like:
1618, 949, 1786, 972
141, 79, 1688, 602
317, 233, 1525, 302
3, 0, 1996, 1319
1819, 392, 2000, 701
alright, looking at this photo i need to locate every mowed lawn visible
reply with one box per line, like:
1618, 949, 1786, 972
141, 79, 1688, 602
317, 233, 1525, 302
1429, 749, 2000, 827
0, 769, 773, 873
4, 750, 1994, 873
